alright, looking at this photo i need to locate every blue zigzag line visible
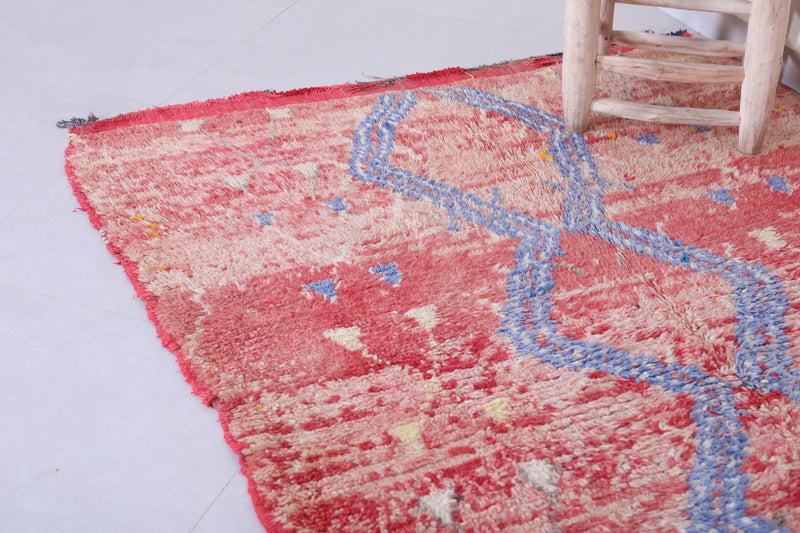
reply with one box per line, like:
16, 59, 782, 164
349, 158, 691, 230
435, 85, 799, 404
598, 219, 799, 402
431, 86, 609, 229
348, 90, 789, 532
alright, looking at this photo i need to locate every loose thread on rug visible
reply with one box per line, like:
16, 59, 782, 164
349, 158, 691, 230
57, 114, 98, 129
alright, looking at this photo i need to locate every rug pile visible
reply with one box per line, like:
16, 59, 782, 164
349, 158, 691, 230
65, 51, 800, 531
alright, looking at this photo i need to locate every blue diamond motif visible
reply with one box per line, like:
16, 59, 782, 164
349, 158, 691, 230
707, 189, 736, 206
252, 212, 274, 226
635, 133, 660, 145
370, 262, 402, 286
323, 197, 348, 212
303, 279, 336, 299
766, 175, 792, 193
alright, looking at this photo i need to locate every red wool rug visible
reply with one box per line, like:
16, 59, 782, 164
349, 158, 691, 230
64, 52, 800, 532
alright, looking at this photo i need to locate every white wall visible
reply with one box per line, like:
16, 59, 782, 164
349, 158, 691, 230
663, 1, 800, 92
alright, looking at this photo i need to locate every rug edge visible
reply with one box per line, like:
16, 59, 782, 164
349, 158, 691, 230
71, 55, 563, 135
63, 145, 220, 405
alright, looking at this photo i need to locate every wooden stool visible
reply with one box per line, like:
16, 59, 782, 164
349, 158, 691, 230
562, 0, 792, 154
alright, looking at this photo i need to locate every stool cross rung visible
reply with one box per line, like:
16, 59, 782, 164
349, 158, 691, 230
610, 30, 746, 58
597, 55, 746, 83
562, 0, 791, 154
591, 98, 741, 126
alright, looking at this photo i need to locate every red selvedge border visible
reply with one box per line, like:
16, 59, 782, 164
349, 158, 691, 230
70, 55, 562, 135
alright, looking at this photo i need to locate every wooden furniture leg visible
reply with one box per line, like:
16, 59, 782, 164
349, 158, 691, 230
599, 0, 616, 56
562, 0, 791, 153
563, 0, 602, 132
739, 0, 792, 154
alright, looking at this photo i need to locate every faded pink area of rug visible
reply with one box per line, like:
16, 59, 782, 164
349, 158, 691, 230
65, 53, 800, 532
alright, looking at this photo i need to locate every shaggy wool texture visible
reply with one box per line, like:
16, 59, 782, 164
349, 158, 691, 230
64, 51, 800, 532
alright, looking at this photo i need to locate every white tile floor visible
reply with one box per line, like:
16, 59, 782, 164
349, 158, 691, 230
0, 2, 686, 531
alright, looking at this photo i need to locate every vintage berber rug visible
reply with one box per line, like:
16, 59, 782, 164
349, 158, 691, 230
64, 51, 800, 532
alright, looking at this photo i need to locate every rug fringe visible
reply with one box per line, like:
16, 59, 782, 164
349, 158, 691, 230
57, 114, 98, 129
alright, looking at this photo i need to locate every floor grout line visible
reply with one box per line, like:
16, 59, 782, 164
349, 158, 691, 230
0, 283, 150, 322
188, 470, 240, 533
51, 85, 159, 121
335, 0, 539, 32
158, 0, 302, 107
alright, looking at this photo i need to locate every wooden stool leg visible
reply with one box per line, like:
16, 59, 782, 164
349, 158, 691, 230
739, 0, 791, 154
563, 0, 602, 132
599, 0, 616, 56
